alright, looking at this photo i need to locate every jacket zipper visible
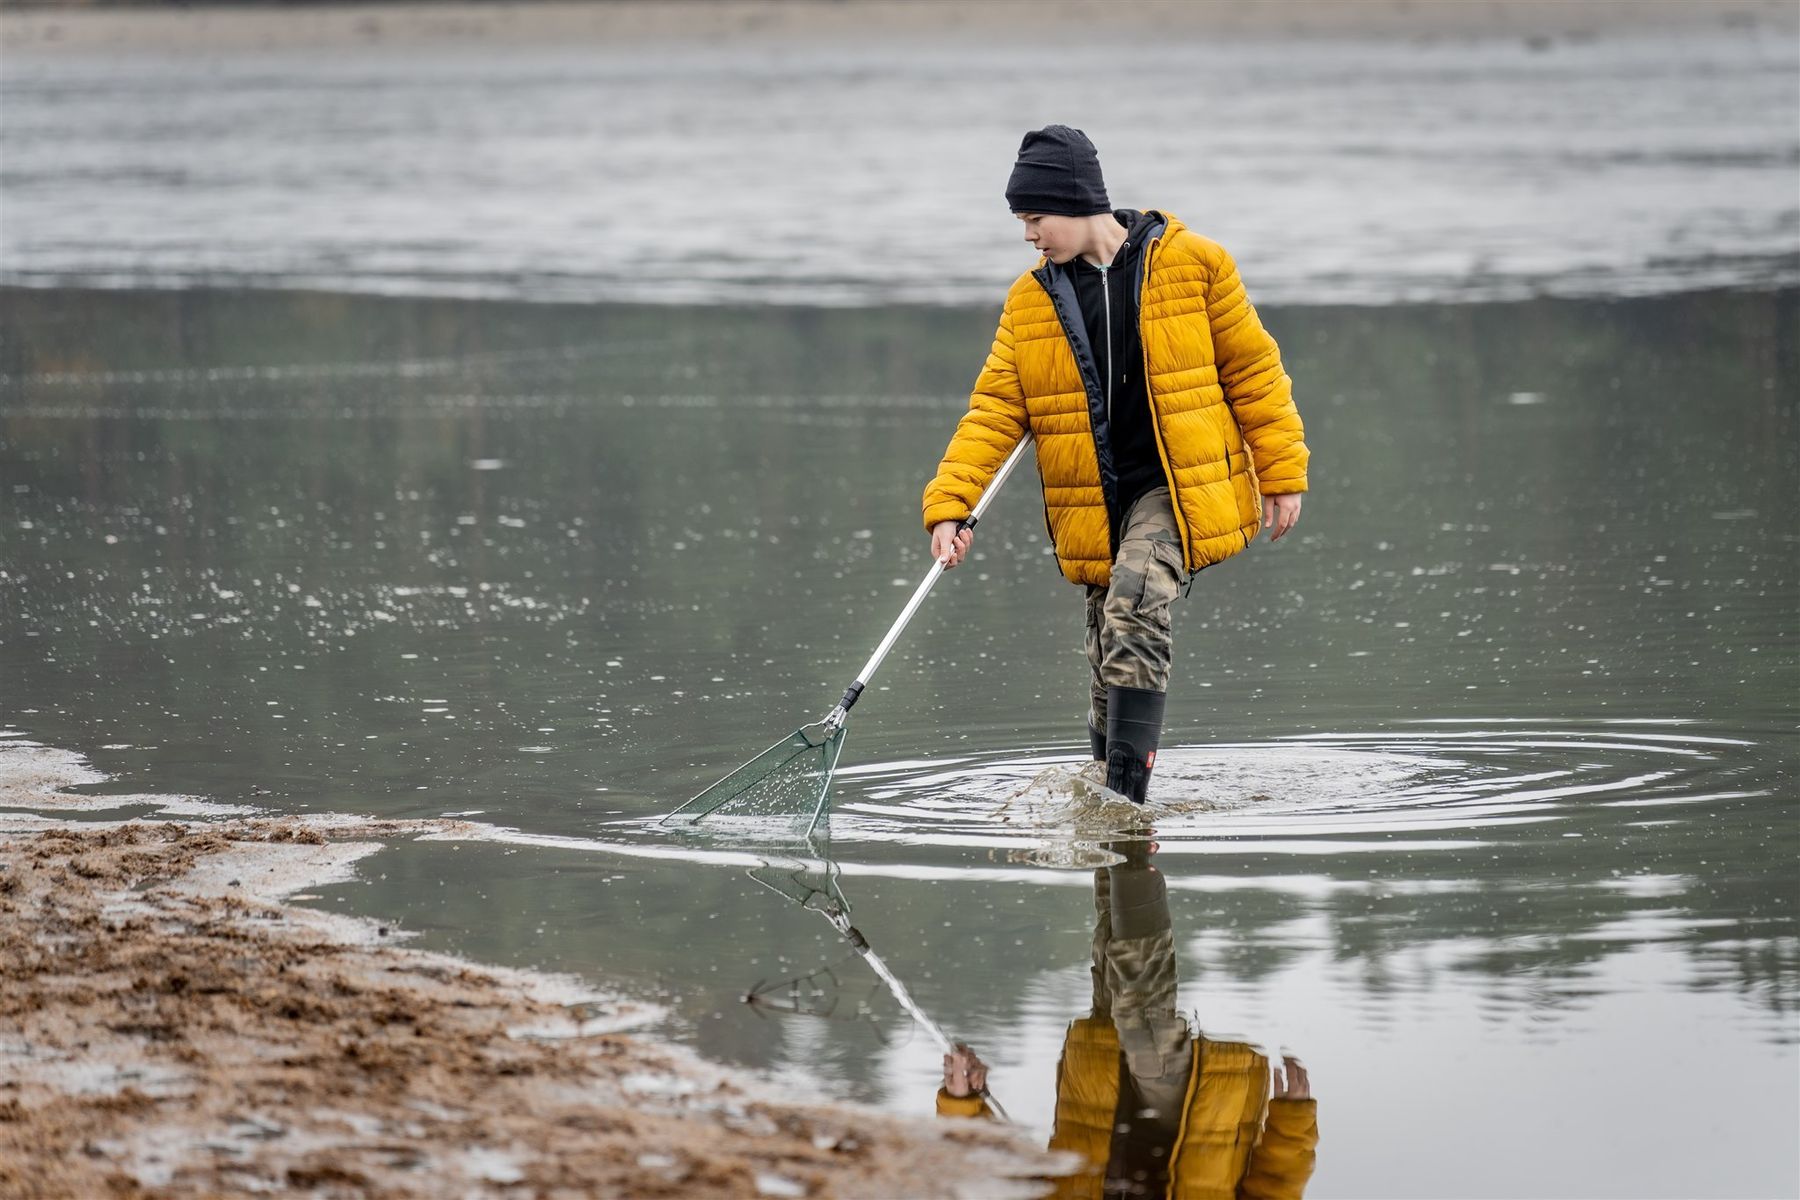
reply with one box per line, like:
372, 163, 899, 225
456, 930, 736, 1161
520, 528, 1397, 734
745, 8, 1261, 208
1136, 232, 1194, 570
1036, 267, 1119, 555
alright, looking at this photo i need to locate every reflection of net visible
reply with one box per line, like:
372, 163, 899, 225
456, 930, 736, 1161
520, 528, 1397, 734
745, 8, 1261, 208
743, 958, 891, 1042
747, 857, 842, 913
663, 725, 845, 831
742, 857, 891, 1039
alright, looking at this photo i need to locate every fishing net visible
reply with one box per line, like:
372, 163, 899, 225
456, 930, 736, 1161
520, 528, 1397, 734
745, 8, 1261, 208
659, 438, 1037, 841
660, 722, 846, 838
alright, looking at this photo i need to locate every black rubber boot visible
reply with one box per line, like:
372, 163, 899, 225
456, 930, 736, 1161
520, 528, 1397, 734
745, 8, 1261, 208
1104, 686, 1166, 804
1088, 717, 1107, 762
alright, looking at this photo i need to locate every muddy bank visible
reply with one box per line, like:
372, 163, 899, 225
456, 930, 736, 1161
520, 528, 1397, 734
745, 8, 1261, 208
2, 0, 1791, 55
0, 813, 1065, 1198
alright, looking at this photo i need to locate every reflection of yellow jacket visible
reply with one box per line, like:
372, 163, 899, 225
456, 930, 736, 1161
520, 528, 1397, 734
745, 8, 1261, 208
938, 1018, 1318, 1200
922, 214, 1308, 588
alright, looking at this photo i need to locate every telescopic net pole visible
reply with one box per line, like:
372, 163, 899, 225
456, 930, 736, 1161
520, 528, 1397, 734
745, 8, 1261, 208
822, 434, 1034, 733
661, 433, 1035, 834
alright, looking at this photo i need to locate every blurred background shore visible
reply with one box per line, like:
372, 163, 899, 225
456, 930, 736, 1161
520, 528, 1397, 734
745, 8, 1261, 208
4, 0, 1796, 307
4, 0, 1794, 55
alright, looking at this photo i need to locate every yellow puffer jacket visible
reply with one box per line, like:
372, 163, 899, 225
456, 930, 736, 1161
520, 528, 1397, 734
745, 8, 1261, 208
922, 214, 1308, 587
1046, 1019, 1318, 1200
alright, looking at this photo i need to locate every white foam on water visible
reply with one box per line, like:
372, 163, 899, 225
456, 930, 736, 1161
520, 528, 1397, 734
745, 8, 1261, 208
0, 740, 254, 816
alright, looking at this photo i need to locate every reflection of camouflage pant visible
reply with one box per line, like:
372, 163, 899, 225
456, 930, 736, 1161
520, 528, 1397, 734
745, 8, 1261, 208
1085, 487, 1186, 730
1090, 866, 1192, 1111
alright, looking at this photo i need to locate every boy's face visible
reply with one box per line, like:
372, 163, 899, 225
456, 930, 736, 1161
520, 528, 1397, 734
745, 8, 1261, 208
1017, 213, 1083, 264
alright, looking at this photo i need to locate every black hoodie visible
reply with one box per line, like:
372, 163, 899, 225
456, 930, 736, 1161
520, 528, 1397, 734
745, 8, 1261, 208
1067, 209, 1167, 524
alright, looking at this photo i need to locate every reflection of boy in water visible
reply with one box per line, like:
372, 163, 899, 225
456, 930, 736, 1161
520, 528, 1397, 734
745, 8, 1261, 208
938, 842, 1318, 1199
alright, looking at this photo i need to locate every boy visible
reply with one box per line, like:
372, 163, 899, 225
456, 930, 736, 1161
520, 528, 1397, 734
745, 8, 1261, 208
922, 125, 1308, 803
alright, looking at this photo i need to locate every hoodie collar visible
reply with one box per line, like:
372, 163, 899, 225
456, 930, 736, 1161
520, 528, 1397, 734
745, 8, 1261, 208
1043, 209, 1168, 278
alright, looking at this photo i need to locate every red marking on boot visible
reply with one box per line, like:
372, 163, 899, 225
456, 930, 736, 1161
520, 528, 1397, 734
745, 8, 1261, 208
1145, 751, 1155, 769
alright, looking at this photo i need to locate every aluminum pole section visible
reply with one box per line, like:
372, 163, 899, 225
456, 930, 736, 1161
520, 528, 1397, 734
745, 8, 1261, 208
822, 433, 1034, 731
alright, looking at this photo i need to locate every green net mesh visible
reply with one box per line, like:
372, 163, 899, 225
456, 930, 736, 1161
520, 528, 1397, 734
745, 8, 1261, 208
661, 724, 846, 838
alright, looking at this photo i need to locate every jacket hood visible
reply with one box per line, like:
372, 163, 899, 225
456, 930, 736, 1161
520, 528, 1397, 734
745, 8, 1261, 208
1118, 207, 1167, 246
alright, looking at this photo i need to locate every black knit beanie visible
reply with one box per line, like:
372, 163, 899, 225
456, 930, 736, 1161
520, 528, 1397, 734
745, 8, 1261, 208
1005, 125, 1111, 217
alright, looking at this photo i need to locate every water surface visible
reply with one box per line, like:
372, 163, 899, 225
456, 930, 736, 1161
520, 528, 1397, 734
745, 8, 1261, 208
1, 285, 1794, 1196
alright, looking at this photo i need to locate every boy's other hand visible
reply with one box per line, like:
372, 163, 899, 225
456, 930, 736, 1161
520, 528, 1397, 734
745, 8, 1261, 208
942, 1044, 988, 1096
1262, 494, 1302, 542
931, 520, 974, 568
1273, 1054, 1312, 1100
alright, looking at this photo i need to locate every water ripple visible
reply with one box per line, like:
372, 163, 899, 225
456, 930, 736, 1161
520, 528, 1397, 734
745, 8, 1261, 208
808, 720, 1762, 860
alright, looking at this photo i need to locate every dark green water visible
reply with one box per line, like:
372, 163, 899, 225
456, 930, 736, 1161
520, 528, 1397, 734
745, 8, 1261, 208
2, 285, 1795, 1196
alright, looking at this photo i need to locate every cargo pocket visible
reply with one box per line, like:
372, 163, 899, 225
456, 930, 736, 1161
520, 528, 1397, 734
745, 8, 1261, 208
1133, 540, 1187, 625
1084, 585, 1106, 662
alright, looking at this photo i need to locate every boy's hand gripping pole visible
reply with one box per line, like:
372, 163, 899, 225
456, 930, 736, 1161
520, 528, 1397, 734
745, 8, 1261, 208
820, 434, 1034, 735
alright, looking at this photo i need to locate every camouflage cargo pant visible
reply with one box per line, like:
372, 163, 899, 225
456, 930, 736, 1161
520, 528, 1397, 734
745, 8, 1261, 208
1085, 486, 1186, 731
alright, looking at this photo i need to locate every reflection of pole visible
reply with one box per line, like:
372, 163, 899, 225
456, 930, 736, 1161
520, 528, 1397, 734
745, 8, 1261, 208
825, 910, 1011, 1123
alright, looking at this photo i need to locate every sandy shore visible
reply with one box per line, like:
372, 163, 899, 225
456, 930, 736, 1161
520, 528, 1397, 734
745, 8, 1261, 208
0, 745, 1065, 1199
2, 0, 1792, 55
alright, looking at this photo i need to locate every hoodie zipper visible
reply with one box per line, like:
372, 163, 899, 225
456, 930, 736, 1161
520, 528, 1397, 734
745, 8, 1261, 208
1098, 262, 1113, 427
1100, 238, 1131, 425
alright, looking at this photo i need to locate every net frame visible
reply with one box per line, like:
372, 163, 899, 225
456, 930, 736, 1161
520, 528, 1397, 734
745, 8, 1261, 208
659, 721, 845, 839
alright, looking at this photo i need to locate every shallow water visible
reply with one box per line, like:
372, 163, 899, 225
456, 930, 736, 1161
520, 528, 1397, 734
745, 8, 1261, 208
3, 28, 1797, 306
1, 285, 1795, 1195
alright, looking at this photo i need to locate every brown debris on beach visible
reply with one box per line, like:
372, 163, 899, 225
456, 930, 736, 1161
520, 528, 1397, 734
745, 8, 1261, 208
0, 819, 1064, 1199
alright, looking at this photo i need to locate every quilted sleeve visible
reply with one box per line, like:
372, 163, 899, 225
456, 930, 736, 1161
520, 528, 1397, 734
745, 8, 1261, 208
1207, 247, 1309, 495
934, 1089, 998, 1120
1237, 1098, 1318, 1200
922, 301, 1029, 531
